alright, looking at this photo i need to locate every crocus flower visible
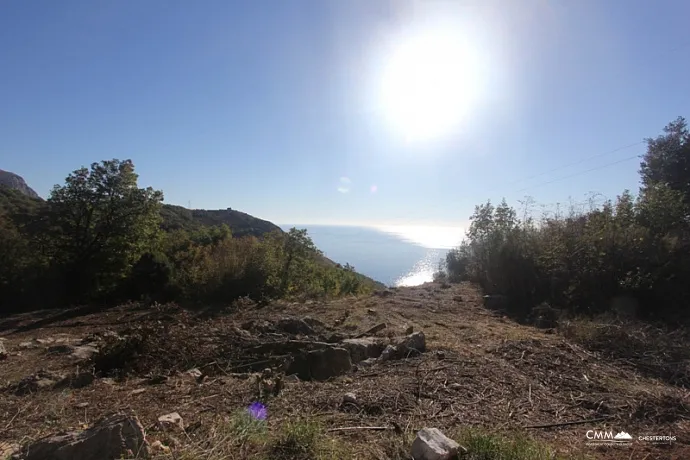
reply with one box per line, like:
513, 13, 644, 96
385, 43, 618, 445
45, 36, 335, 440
247, 401, 267, 421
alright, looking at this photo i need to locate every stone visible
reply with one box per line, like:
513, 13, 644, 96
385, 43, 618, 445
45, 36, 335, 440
276, 317, 314, 336
0, 341, 7, 360
18, 341, 36, 350
358, 357, 378, 367
11, 413, 149, 460
307, 347, 352, 381
284, 374, 300, 382
341, 338, 385, 363
14, 370, 65, 395
157, 412, 184, 431
452, 295, 464, 302
379, 345, 397, 361
411, 427, 460, 460
398, 331, 426, 355
71, 345, 99, 360
325, 333, 345, 343
35, 338, 55, 345
47, 344, 75, 355
130, 388, 146, 395
186, 368, 203, 379
404, 324, 414, 334
342, 392, 358, 405
61, 372, 95, 389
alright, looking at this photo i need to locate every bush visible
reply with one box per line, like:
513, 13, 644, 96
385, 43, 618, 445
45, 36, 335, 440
442, 118, 690, 325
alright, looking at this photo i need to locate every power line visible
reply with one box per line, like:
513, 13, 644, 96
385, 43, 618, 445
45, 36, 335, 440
501, 141, 645, 190
514, 153, 642, 193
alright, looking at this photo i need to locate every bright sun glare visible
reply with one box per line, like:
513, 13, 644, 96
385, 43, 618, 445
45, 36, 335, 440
379, 28, 483, 142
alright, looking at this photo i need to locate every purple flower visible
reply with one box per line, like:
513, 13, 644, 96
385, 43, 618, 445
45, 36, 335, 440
247, 402, 267, 421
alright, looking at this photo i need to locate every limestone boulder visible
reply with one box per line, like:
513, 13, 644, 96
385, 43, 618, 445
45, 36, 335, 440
411, 427, 460, 460
11, 413, 149, 460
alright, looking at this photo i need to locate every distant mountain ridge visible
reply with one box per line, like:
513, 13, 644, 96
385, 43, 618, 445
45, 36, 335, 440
0, 169, 40, 199
160, 204, 282, 238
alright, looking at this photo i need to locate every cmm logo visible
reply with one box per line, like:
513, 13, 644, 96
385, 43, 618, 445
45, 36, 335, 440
586, 430, 633, 446
587, 430, 614, 441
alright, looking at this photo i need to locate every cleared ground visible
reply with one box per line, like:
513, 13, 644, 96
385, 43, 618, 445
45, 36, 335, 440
1, 282, 688, 459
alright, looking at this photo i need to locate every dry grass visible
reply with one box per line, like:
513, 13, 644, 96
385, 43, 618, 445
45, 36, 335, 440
1, 282, 689, 459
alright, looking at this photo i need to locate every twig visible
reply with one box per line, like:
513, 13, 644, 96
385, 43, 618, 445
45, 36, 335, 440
327, 426, 391, 432
5, 404, 27, 430
524, 416, 612, 429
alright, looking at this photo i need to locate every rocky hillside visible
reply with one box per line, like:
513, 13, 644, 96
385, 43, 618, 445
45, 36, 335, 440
0, 170, 39, 199
1, 282, 687, 459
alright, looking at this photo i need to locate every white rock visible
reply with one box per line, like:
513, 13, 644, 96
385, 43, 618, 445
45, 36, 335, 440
71, 345, 99, 360
411, 427, 460, 460
157, 412, 184, 431
186, 368, 203, 379
0, 341, 7, 360
342, 392, 358, 405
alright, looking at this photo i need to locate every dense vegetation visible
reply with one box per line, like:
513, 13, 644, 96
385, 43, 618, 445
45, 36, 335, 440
0, 159, 377, 312
440, 117, 690, 325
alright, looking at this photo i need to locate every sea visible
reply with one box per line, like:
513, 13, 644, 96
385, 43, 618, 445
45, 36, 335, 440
279, 225, 465, 287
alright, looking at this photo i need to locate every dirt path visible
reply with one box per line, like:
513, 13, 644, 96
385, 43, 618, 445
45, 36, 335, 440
1, 282, 688, 459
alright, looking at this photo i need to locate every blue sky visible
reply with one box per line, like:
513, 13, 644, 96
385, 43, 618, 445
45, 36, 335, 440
1, 0, 689, 228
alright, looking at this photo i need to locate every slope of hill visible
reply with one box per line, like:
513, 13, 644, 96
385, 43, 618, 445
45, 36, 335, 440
0, 170, 40, 199
160, 204, 282, 238
0, 282, 687, 459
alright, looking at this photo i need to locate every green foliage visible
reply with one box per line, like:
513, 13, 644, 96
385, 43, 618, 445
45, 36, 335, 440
640, 116, 690, 205
160, 203, 282, 237
46, 159, 164, 302
0, 158, 382, 313
455, 428, 564, 460
444, 117, 690, 324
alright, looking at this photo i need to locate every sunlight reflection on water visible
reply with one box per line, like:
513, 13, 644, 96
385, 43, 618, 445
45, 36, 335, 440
375, 225, 465, 249
373, 225, 464, 287
393, 248, 447, 287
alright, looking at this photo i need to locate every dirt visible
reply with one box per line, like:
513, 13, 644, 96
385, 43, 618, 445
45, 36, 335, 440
1, 282, 688, 459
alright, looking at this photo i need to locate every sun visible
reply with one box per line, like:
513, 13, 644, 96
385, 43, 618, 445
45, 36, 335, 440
378, 28, 483, 142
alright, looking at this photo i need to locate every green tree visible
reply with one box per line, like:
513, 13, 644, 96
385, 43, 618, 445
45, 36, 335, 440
279, 228, 322, 295
48, 159, 164, 301
640, 116, 690, 206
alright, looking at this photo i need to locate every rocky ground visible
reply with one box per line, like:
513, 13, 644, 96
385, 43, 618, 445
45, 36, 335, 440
0, 282, 688, 459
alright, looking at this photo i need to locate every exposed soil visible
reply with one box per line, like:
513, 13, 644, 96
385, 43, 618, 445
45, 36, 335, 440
1, 283, 688, 459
